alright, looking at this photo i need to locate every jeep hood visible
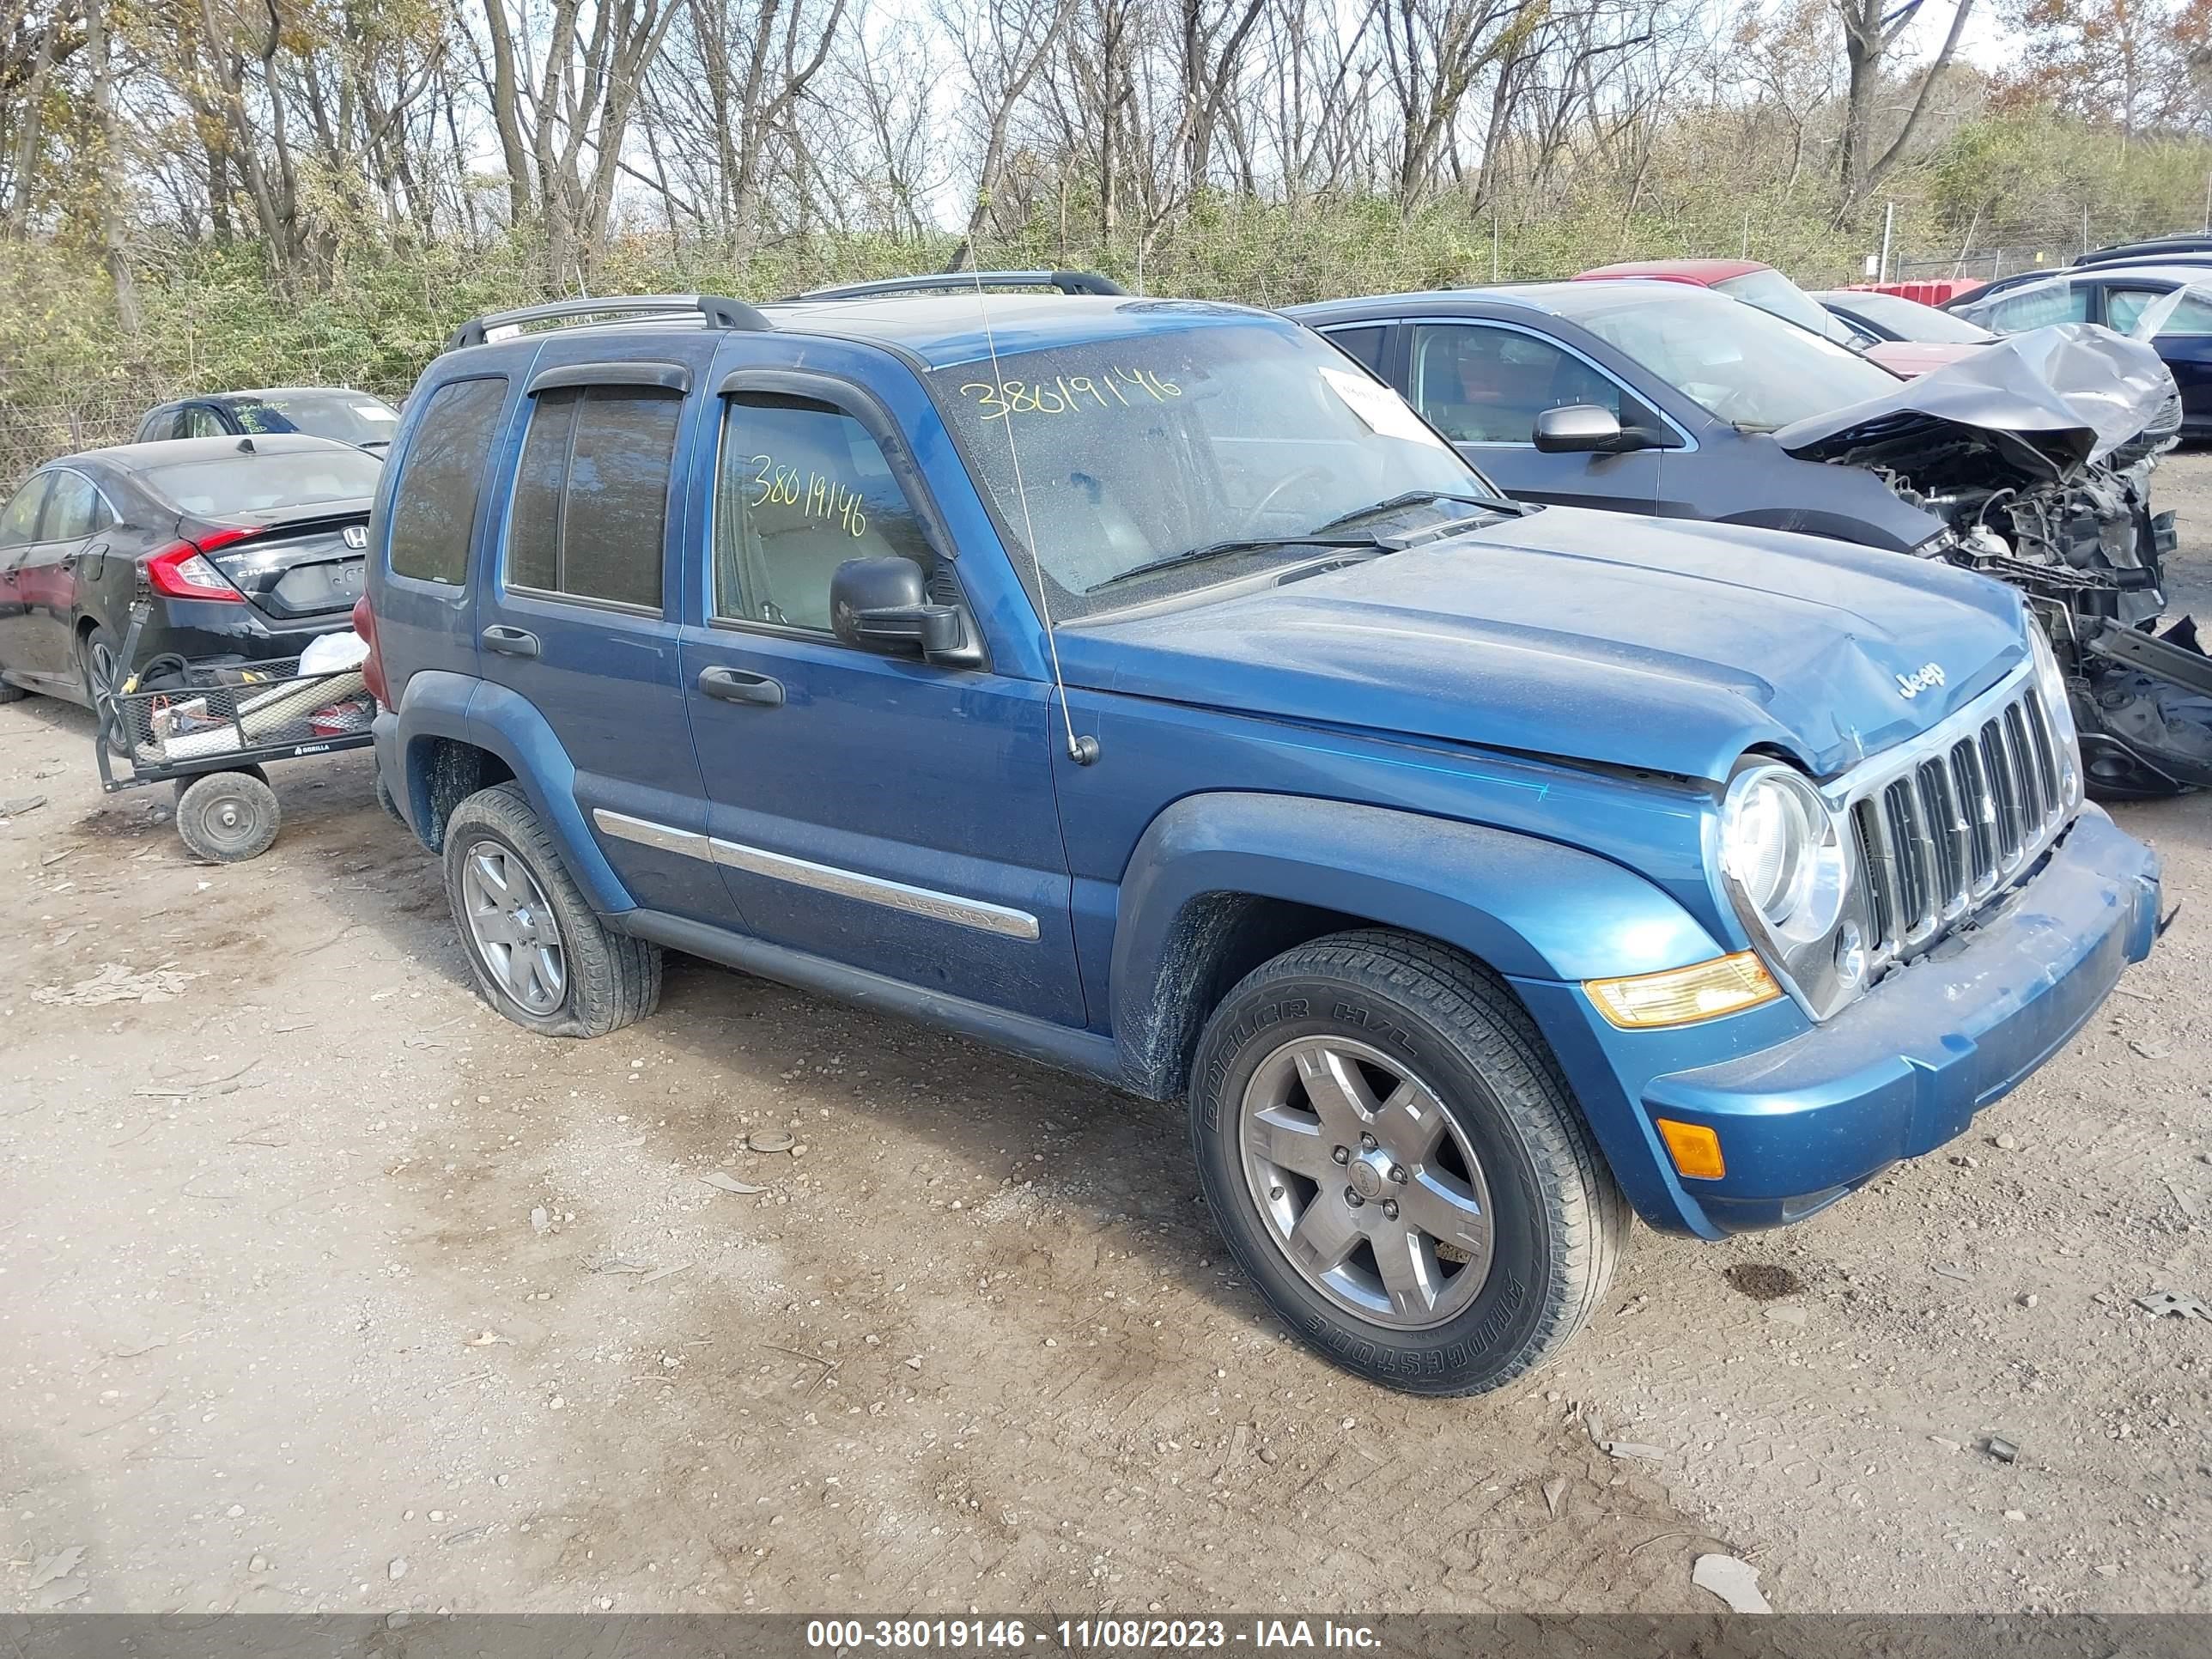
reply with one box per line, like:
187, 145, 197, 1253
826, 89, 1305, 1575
1771, 323, 2176, 483
1056, 507, 2028, 783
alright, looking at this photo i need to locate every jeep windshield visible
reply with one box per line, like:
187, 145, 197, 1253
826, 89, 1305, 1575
1553, 286, 1902, 430
928, 319, 1506, 616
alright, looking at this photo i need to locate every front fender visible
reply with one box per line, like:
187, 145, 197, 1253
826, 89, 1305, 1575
1109, 792, 1724, 1097
384, 670, 634, 915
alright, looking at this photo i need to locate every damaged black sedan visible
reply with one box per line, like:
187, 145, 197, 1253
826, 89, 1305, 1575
1290, 282, 2200, 796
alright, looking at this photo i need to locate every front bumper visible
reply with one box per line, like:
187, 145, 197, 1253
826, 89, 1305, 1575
1644, 806, 2159, 1231
1519, 806, 2160, 1237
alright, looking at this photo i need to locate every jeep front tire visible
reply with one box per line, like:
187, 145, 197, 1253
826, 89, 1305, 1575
1190, 929, 1626, 1395
442, 782, 661, 1037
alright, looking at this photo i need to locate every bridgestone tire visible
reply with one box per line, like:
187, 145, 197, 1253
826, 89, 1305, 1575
442, 782, 660, 1038
174, 770, 282, 863
1189, 929, 1628, 1396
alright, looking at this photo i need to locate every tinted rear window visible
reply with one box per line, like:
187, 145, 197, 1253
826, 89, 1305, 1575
143, 450, 384, 515
1322, 325, 1389, 374
388, 377, 509, 585
502, 385, 676, 611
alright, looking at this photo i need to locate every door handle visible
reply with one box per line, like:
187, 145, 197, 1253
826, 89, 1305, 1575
696, 665, 785, 707
481, 625, 541, 659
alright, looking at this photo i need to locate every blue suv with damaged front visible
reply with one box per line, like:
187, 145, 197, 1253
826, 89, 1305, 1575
360, 277, 2163, 1395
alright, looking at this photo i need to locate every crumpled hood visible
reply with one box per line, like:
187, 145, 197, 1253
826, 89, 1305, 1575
1056, 506, 2029, 782
1772, 323, 2178, 482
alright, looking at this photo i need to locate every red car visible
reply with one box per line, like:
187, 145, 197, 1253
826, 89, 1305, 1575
1574, 258, 1981, 377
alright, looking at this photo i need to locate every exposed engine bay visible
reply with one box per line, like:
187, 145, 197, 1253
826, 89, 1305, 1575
1775, 326, 2210, 797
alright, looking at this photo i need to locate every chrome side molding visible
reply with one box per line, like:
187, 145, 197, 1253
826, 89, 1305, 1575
591, 809, 1042, 941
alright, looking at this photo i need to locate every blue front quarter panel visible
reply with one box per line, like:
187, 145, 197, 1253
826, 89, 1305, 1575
1106, 791, 1734, 1208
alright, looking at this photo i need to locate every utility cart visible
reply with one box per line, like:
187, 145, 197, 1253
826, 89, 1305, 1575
93, 601, 376, 861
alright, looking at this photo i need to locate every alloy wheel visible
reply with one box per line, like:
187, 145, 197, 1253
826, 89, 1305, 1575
1237, 1036, 1494, 1329
459, 841, 567, 1015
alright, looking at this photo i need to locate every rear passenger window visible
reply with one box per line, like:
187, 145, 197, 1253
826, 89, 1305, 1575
38, 472, 106, 540
506, 386, 677, 611
389, 376, 508, 586
713, 396, 936, 633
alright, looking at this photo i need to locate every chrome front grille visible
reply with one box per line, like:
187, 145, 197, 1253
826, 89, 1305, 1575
1841, 670, 2072, 968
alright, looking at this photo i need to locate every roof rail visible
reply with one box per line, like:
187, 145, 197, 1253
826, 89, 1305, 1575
794, 270, 1127, 301
443, 294, 775, 353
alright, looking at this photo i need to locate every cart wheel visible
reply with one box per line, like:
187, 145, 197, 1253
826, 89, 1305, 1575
174, 765, 267, 805
175, 771, 282, 863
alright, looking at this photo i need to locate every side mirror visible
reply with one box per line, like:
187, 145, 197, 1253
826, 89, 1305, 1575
1534, 404, 1632, 453
830, 556, 975, 664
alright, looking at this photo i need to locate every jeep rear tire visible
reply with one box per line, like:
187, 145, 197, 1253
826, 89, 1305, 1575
442, 782, 661, 1038
1190, 929, 1627, 1396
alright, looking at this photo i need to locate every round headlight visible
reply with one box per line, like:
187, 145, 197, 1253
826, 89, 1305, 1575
1720, 763, 1847, 936
1721, 768, 1814, 924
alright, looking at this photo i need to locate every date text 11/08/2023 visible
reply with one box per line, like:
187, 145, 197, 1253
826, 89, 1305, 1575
805, 1620, 1382, 1651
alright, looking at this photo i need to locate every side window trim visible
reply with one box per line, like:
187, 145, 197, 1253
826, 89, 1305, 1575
497, 381, 681, 618
1408, 317, 1695, 453
527, 361, 691, 396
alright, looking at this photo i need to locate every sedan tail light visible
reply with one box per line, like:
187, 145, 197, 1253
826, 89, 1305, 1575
146, 526, 264, 603
352, 592, 389, 705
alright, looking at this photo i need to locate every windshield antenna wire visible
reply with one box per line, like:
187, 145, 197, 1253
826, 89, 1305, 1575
965, 264, 1100, 765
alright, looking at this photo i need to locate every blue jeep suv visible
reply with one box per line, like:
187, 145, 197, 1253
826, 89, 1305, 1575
362, 278, 2164, 1395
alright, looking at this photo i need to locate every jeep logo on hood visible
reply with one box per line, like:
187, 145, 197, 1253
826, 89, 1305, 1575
1895, 662, 1947, 700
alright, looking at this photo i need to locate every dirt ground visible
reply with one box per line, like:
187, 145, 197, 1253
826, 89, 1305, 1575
4, 458, 2211, 1621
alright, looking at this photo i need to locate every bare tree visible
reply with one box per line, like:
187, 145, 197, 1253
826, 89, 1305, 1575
481, 0, 681, 285
1835, 0, 1975, 197
937, 0, 1068, 268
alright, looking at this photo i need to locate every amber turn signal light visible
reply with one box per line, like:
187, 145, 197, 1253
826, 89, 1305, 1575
1655, 1118, 1726, 1181
1584, 951, 1781, 1029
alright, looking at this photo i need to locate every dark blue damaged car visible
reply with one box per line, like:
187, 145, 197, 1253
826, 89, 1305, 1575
361, 280, 2163, 1395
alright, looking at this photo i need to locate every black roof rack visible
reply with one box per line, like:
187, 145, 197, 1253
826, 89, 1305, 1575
444, 294, 775, 353
793, 270, 1127, 301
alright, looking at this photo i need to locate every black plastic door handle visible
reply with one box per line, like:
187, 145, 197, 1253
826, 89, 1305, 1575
482, 625, 541, 659
696, 665, 785, 707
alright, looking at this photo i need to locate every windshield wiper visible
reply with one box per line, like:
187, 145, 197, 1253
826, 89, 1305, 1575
1307, 489, 1515, 533
1086, 532, 1385, 594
